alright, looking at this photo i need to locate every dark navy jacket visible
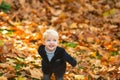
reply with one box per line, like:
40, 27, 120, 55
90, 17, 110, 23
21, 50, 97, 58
38, 45, 77, 75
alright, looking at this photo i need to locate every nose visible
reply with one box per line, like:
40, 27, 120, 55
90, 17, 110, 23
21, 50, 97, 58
50, 41, 54, 44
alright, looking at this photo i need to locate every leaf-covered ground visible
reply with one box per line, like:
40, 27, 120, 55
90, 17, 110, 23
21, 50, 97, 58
0, 0, 120, 80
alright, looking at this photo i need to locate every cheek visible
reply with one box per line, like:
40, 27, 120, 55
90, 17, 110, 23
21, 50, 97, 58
55, 42, 58, 45
43, 41, 49, 45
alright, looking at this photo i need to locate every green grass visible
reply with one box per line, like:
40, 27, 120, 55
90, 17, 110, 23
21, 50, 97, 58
0, 0, 11, 12
62, 42, 77, 48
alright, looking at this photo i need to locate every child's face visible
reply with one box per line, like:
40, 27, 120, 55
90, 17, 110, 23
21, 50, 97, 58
44, 35, 58, 52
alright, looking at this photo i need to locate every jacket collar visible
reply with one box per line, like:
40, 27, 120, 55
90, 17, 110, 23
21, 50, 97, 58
42, 45, 58, 63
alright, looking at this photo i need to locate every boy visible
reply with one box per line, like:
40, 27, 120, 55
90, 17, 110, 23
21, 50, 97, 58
38, 29, 77, 80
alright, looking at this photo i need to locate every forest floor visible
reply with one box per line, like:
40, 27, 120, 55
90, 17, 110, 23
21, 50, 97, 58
0, 0, 120, 80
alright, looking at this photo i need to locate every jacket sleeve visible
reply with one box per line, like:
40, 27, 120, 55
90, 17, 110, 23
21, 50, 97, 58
38, 45, 44, 56
62, 48, 77, 67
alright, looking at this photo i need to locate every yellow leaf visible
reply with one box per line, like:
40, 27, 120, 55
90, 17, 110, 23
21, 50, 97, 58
0, 40, 4, 46
0, 76, 7, 80
15, 76, 27, 80
59, 13, 66, 19
90, 52, 96, 58
69, 23, 77, 29
74, 75, 85, 80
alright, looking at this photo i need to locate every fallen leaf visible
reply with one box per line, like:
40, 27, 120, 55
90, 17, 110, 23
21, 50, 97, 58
108, 66, 116, 72
15, 76, 27, 80
74, 75, 85, 80
29, 68, 42, 79
0, 76, 7, 80
69, 23, 77, 29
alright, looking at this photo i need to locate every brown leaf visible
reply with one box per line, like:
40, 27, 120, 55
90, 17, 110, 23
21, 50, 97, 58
108, 66, 116, 72
29, 68, 42, 79
88, 71, 100, 79
3, 72, 15, 78
0, 63, 15, 72
98, 48, 110, 60
118, 67, 120, 73
0, 55, 6, 62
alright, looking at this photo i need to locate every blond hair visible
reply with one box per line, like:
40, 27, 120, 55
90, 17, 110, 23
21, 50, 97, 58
43, 29, 59, 40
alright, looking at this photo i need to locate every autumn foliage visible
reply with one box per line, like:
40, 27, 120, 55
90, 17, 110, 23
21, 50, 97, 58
0, 0, 120, 80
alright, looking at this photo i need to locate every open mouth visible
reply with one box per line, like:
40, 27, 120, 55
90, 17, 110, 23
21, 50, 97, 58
49, 45, 54, 48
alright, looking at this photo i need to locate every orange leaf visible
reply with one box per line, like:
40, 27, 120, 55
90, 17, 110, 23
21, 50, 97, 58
109, 56, 115, 64
0, 12, 7, 17
10, 27, 24, 35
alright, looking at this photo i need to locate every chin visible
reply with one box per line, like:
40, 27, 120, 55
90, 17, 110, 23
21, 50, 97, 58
50, 49, 55, 50
49, 48, 55, 50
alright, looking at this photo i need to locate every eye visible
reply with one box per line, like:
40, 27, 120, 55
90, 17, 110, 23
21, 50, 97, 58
46, 39, 51, 42
53, 39, 57, 41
